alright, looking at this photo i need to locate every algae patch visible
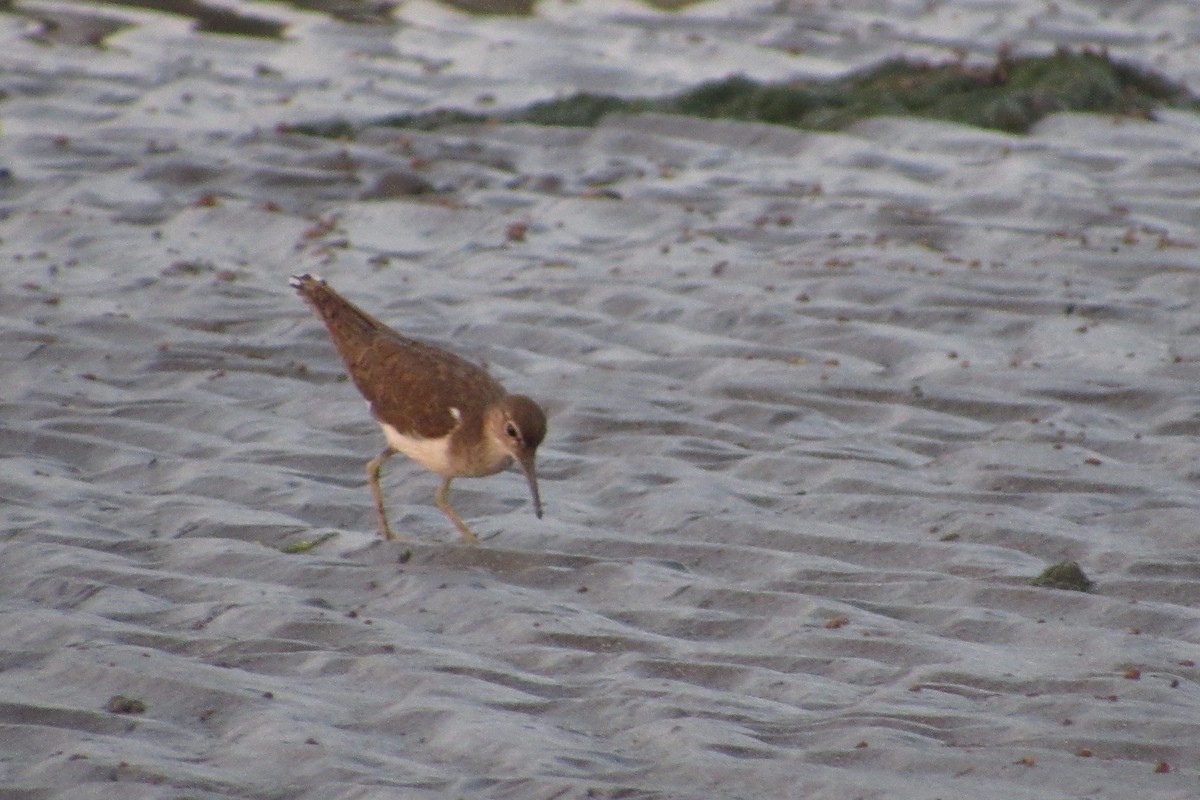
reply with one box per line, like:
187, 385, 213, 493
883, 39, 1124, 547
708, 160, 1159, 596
291, 49, 1200, 139
280, 531, 339, 554
1031, 560, 1094, 592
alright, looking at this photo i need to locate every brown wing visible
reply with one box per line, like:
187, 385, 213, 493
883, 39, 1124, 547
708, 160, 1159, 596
351, 334, 505, 439
293, 274, 504, 438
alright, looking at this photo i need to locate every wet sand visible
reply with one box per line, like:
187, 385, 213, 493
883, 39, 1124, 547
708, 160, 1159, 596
2, 1, 1200, 797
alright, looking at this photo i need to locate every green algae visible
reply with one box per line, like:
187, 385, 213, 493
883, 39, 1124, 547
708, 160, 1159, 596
1031, 560, 1094, 592
280, 532, 339, 554
510, 50, 1198, 134
294, 50, 1197, 139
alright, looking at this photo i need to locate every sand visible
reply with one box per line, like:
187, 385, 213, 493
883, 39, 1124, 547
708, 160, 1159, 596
2, 0, 1200, 797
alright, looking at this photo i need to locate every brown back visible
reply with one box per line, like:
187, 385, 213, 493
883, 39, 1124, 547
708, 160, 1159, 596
293, 275, 505, 439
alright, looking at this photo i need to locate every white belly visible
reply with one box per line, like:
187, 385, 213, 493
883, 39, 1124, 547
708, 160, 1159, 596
380, 422, 456, 475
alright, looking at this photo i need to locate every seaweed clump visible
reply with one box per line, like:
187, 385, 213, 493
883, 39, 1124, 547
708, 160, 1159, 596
359, 48, 1199, 138
1031, 560, 1094, 592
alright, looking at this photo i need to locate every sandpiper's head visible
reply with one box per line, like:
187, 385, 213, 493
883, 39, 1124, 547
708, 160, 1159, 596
486, 394, 547, 518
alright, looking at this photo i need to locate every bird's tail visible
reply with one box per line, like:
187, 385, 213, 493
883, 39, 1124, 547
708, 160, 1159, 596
290, 273, 391, 358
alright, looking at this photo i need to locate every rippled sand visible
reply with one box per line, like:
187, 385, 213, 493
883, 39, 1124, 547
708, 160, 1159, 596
3, 2, 1200, 797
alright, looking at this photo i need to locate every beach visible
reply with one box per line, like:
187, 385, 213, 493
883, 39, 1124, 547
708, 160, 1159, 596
2, 1, 1200, 797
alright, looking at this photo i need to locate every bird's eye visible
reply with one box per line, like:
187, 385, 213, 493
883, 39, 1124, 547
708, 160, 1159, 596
505, 423, 519, 440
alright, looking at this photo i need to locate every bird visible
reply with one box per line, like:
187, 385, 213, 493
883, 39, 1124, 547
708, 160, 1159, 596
290, 273, 546, 544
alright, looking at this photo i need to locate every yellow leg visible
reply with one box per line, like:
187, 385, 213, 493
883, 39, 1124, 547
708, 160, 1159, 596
435, 476, 478, 544
366, 448, 397, 540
